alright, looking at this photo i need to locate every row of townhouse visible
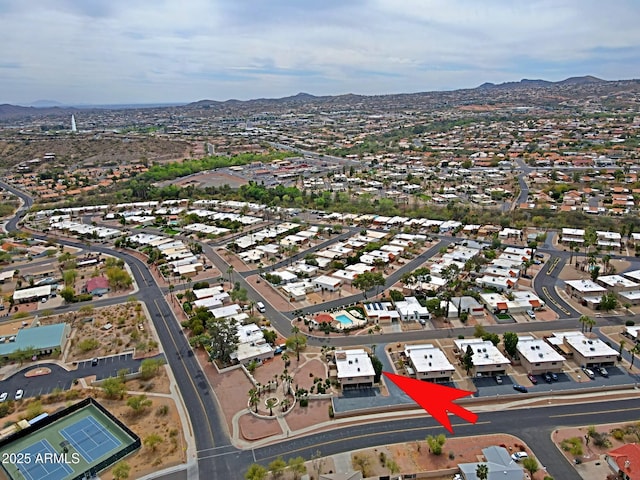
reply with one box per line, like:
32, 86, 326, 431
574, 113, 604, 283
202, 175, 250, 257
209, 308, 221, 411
566, 269, 640, 308
400, 330, 617, 384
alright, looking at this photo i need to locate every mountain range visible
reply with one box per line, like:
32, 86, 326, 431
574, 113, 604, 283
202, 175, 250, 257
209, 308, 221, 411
0, 75, 629, 121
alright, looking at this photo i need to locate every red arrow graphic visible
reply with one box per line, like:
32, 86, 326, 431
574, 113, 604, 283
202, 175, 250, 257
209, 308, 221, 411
383, 371, 478, 434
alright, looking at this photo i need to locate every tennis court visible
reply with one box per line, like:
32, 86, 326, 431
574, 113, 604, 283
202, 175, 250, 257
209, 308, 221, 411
0, 399, 140, 480
60, 416, 122, 463
15, 439, 73, 480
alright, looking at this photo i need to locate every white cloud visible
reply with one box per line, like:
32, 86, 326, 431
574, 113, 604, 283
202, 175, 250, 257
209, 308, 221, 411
1, 0, 639, 104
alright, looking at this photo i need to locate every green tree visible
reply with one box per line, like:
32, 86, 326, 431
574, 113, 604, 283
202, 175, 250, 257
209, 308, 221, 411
503, 332, 519, 358
369, 355, 383, 383
144, 433, 163, 451
630, 343, 640, 369
60, 287, 75, 302
248, 389, 259, 413
244, 463, 267, 480
112, 462, 130, 479
286, 326, 307, 362
288, 456, 307, 480
522, 457, 539, 477
352, 271, 385, 299
268, 457, 287, 480
127, 394, 152, 415
600, 292, 618, 312
266, 397, 277, 416
207, 318, 239, 365
63, 269, 77, 287
426, 434, 446, 455
101, 377, 126, 399
463, 345, 474, 375
140, 358, 164, 380
105, 266, 133, 290
476, 463, 489, 480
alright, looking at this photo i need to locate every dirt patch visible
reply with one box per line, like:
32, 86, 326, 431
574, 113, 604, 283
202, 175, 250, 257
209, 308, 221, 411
238, 413, 283, 441
40, 302, 159, 362
286, 399, 333, 432
344, 433, 548, 479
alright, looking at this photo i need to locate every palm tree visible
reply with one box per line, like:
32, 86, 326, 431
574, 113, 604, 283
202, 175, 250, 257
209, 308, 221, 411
248, 389, 259, 413
168, 284, 175, 304
618, 339, 626, 354
579, 315, 591, 333
280, 397, 291, 412
226, 266, 234, 286
630, 343, 640, 369
265, 397, 277, 416
291, 326, 301, 361
476, 463, 489, 480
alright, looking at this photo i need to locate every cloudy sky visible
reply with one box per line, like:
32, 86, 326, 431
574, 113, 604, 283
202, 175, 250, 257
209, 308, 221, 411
1, 0, 639, 105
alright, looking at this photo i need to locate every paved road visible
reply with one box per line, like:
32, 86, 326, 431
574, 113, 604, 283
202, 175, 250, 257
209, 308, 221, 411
0, 181, 233, 479
3, 180, 640, 480
252, 397, 640, 480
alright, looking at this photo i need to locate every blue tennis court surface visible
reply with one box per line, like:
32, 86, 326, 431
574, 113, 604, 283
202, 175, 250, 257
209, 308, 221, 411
17, 439, 73, 480
59, 416, 122, 463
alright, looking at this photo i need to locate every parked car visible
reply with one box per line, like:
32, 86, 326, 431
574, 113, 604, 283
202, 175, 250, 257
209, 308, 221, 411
526, 310, 536, 319
495, 375, 503, 384
582, 367, 595, 379
543, 372, 552, 383
511, 451, 529, 461
14, 389, 23, 400
273, 347, 284, 355
0, 392, 7, 402
91, 358, 99, 366
597, 366, 609, 377
527, 374, 538, 385
548, 372, 558, 381
513, 384, 528, 393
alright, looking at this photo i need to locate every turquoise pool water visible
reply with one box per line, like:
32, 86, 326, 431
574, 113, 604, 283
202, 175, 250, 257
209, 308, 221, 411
335, 314, 353, 325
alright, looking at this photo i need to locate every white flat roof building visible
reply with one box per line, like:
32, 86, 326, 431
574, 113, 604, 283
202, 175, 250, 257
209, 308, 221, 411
13, 285, 52, 302
548, 331, 617, 367
517, 338, 565, 374
335, 349, 375, 388
404, 344, 455, 381
454, 339, 510, 375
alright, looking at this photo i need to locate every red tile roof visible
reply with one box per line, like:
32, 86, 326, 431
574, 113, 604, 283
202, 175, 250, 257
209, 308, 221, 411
607, 443, 640, 479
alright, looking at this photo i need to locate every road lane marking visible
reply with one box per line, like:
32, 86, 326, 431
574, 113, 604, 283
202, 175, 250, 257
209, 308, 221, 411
255, 421, 492, 460
551, 406, 640, 418
153, 299, 217, 448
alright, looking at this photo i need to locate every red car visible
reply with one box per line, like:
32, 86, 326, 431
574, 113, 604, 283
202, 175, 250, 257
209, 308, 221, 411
527, 374, 538, 385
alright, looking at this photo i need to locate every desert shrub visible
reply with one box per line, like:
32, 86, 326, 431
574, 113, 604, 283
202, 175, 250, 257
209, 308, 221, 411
561, 437, 583, 456
156, 404, 169, 416
77, 338, 100, 352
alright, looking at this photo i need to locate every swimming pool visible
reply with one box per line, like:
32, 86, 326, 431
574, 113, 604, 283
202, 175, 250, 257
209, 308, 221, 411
335, 314, 353, 326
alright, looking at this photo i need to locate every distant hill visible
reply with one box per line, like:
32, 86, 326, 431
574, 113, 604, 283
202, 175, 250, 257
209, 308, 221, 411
0, 103, 74, 120
476, 75, 605, 90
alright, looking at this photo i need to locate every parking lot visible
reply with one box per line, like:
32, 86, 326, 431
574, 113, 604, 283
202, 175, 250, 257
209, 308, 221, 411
472, 366, 636, 397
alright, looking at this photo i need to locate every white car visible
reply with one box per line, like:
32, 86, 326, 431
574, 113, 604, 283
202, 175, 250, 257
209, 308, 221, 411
0, 392, 7, 402
14, 389, 24, 400
526, 310, 536, 319
511, 451, 529, 462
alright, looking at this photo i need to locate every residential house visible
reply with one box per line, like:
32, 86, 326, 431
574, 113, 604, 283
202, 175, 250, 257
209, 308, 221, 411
404, 344, 455, 382
517, 338, 564, 374
457, 446, 524, 480
454, 339, 510, 376
335, 349, 375, 389
605, 443, 640, 480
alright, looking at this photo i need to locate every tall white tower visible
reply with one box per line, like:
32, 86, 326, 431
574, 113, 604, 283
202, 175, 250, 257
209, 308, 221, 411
71, 114, 77, 132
